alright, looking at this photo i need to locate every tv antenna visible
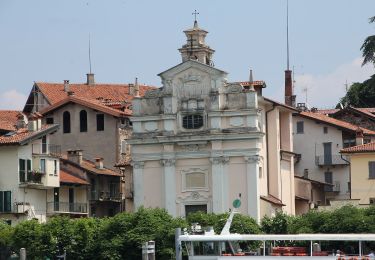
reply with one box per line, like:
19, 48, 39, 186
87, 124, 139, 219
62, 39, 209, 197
88, 33, 92, 74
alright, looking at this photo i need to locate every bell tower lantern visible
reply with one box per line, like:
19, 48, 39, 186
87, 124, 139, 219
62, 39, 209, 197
178, 11, 215, 66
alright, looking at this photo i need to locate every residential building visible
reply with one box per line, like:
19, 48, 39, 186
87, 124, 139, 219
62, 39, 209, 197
341, 142, 375, 205
0, 113, 61, 225
293, 110, 375, 205
60, 150, 123, 217
128, 20, 296, 221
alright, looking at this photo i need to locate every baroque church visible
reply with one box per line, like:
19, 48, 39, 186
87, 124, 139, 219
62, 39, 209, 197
128, 19, 296, 221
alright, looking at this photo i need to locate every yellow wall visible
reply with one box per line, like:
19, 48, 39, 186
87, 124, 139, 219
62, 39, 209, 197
349, 153, 375, 204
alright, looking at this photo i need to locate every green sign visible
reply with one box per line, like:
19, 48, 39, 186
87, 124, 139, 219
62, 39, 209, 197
232, 199, 241, 208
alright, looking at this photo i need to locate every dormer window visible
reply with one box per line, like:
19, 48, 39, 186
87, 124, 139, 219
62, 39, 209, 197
182, 114, 203, 129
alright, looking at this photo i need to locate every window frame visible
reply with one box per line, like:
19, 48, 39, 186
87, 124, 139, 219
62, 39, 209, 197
63, 111, 71, 133
181, 168, 208, 192
369, 161, 375, 179
296, 121, 304, 134
182, 114, 204, 130
0, 191, 11, 213
79, 110, 88, 132
96, 114, 105, 131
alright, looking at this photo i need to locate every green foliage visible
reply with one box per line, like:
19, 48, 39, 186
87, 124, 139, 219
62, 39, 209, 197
337, 75, 375, 108
261, 211, 290, 234
361, 16, 375, 66
0, 221, 13, 259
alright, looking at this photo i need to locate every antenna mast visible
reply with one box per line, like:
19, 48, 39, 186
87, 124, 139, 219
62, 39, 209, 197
89, 33, 92, 74
286, 0, 290, 70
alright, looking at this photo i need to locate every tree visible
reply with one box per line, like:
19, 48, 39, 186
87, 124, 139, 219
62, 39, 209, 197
361, 16, 375, 66
337, 74, 375, 107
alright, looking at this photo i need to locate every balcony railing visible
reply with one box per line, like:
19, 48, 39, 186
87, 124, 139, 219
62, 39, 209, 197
32, 144, 61, 157
90, 190, 122, 202
315, 155, 349, 166
47, 202, 88, 214
19, 171, 44, 185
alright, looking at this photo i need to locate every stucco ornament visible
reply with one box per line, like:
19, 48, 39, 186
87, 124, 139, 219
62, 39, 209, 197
160, 159, 176, 167
244, 155, 262, 163
210, 156, 230, 165
191, 191, 200, 200
131, 161, 145, 169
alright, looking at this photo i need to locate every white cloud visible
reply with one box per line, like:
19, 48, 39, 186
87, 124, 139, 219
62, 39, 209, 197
294, 58, 374, 108
0, 90, 27, 110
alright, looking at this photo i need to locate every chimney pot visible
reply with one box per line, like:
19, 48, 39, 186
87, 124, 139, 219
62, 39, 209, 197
94, 157, 104, 169
356, 128, 364, 146
64, 80, 70, 92
86, 73, 95, 85
67, 91, 75, 96
67, 149, 83, 165
16, 113, 26, 129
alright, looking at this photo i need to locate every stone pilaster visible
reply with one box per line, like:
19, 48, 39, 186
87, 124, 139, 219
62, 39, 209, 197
244, 155, 261, 222
210, 156, 229, 213
160, 158, 176, 216
131, 161, 145, 210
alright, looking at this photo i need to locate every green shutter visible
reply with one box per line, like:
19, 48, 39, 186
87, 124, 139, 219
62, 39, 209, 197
19, 159, 25, 182
0, 192, 4, 212
4, 191, 11, 212
27, 159, 31, 172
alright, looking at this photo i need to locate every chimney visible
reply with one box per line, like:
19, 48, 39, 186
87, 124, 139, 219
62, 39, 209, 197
249, 69, 255, 91
134, 77, 140, 97
64, 80, 70, 92
27, 113, 42, 132
67, 149, 83, 165
355, 128, 364, 146
67, 91, 75, 96
284, 70, 296, 107
16, 113, 26, 129
86, 73, 95, 85
128, 83, 134, 95
94, 157, 104, 169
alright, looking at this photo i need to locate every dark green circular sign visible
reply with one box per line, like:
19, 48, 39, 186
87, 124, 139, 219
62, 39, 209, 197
232, 199, 241, 208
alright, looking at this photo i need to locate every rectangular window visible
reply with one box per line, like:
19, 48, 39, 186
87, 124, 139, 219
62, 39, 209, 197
370, 198, 375, 204
185, 204, 207, 216
324, 171, 333, 192
96, 114, 104, 131
0, 191, 12, 213
323, 127, 328, 134
46, 117, 54, 124
40, 159, 46, 174
54, 160, 57, 176
42, 136, 47, 153
369, 161, 375, 179
19, 159, 26, 182
296, 121, 304, 134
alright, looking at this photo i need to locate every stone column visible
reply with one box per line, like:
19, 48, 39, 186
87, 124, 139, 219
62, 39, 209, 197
132, 161, 144, 210
210, 157, 229, 213
161, 159, 176, 217
244, 155, 261, 222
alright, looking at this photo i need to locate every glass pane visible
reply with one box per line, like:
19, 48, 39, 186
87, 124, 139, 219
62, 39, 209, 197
4, 191, 11, 212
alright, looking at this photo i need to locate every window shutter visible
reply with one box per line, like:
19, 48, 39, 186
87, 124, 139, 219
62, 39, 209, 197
0, 191, 3, 212
369, 162, 375, 179
19, 159, 25, 182
4, 191, 11, 212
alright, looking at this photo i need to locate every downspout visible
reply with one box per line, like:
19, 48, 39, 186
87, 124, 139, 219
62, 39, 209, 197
265, 104, 276, 195
340, 153, 351, 199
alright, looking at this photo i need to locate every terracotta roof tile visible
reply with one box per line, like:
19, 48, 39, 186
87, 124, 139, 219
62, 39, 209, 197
260, 195, 286, 206
35, 82, 157, 105
61, 156, 122, 177
236, 81, 266, 87
316, 109, 339, 115
341, 142, 375, 153
60, 169, 89, 185
299, 112, 375, 135
0, 110, 22, 131
40, 96, 131, 117
0, 125, 59, 145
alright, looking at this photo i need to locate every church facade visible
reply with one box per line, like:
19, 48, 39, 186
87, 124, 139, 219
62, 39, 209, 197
128, 20, 296, 221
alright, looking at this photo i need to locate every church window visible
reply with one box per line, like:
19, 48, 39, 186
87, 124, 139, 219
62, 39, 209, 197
96, 114, 104, 131
63, 111, 71, 133
79, 110, 88, 132
182, 114, 203, 129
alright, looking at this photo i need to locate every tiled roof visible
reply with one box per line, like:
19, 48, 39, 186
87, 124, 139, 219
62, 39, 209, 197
40, 96, 131, 117
316, 109, 339, 115
237, 81, 266, 87
260, 195, 286, 206
360, 108, 375, 113
61, 156, 122, 177
350, 107, 375, 119
0, 124, 59, 145
264, 97, 299, 112
341, 142, 375, 153
0, 110, 22, 131
298, 112, 375, 135
35, 82, 156, 105
60, 169, 89, 185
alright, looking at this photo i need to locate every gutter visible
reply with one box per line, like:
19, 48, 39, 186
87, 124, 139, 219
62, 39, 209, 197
265, 103, 276, 195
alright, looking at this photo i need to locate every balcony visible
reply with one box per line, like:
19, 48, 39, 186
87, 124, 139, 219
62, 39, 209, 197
90, 190, 122, 202
315, 155, 349, 166
32, 144, 61, 157
19, 170, 45, 188
47, 202, 88, 215
325, 181, 340, 193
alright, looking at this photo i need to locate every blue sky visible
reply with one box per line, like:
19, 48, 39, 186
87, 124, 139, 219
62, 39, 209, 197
0, 0, 374, 109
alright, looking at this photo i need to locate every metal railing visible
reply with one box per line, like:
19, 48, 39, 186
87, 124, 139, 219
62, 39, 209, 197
325, 182, 340, 193
19, 171, 44, 184
90, 190, 122, 201
315, 155, 349, 166
32, 144, 61, 157
47, 202, 88, 214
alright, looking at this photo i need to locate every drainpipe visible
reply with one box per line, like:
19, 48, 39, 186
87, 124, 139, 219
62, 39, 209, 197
265, 104, 276, 195
340, 153, 351, 199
